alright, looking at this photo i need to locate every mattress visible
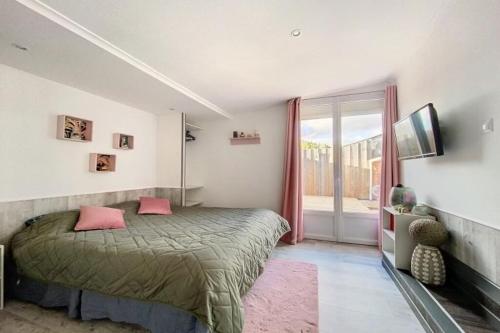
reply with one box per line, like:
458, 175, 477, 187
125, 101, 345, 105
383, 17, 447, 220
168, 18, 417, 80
11, 201, 290, 333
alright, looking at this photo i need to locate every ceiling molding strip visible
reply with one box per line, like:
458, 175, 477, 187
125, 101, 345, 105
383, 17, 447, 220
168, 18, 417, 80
15, 0, 232, 119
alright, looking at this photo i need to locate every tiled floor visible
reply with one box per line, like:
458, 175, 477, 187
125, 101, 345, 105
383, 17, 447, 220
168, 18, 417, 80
0, 240, 424, 333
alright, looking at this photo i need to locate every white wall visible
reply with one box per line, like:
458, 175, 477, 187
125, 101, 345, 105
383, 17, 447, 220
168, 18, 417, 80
395, 1, 500, 229
189, 105, 287, 212
0, 64, 157, 201
0, 64, 287, 212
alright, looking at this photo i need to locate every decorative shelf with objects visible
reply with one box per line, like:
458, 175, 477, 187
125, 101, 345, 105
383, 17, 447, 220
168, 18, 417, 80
57, 115, 93, 142
382, 185, 500, 332
89, 153, 116, 172
230, 130, 261, 145
381, 206, 435, 270
230, 137, 261, 145
113, 133, 134, 150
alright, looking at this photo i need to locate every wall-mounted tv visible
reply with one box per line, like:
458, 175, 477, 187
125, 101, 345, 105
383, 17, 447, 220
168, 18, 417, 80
393, 103, 444, 160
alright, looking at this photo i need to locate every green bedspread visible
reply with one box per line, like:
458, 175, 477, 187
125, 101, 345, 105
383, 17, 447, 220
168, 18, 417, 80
11, 201, 290, 333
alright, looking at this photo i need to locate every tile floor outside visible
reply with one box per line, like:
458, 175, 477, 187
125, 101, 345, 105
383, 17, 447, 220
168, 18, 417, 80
0, 240, 424, 333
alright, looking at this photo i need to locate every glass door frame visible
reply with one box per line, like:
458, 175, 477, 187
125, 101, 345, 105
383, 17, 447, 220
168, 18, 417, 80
302, 91, 384, 244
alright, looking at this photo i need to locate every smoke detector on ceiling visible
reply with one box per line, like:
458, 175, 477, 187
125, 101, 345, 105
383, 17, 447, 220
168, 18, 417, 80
290, 29, 301, 37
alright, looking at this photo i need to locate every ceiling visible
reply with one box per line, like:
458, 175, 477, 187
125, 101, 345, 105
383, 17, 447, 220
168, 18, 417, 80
1, 0, 450, 119
0, 0, 229, 120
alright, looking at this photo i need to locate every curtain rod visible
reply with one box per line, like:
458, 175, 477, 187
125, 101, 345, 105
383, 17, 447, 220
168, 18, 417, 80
302, 89, 385, 101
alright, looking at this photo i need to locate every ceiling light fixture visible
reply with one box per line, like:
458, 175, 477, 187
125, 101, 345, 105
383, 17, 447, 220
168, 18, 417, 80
11, 43, 28, 51
290, 29, 301, 37
169, 107, 176, 111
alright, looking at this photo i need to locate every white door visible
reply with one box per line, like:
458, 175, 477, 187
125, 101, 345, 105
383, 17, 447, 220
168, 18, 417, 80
301, 92, 384, 245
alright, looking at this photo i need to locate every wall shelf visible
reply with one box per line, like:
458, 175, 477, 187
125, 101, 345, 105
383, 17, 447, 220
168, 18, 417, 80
89, 153, 116, 172
57, 115, 93, 142
383, 229, 395, 241
185, 185, 203, 190
186, 122, 202, 131
185, 200, 203, 207
113, 133, 134, 150
230, 137, 261, 145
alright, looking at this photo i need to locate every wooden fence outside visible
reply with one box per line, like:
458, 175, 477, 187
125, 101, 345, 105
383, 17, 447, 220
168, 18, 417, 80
302, 135, 382, 200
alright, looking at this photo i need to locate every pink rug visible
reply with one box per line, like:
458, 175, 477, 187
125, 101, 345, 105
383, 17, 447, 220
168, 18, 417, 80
243, 259, 319, 333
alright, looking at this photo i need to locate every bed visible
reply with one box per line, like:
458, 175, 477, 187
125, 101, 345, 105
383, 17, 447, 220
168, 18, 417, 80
11, 201, 290, 333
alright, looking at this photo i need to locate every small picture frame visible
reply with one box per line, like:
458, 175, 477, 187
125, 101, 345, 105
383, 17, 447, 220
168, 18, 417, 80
57, 115, 93, 142
113, 133, 134, 150
89, 153, 116, 172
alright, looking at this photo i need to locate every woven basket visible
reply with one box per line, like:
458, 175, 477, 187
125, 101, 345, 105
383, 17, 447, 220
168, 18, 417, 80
411, 244, 446, 286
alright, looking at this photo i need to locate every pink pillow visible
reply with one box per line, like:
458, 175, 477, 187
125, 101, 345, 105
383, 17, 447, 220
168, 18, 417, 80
74, 206, 126, 231
138, 197, 172, 215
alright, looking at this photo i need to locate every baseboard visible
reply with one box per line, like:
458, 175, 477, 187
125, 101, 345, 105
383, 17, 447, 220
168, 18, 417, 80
304, 233, 377, 246
340, 237, 377, 246
304, 233, 336, 242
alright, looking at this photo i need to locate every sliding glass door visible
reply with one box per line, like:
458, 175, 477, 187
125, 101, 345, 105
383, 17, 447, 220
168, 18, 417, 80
301, 104, 337, 240
301, 92, 384, 244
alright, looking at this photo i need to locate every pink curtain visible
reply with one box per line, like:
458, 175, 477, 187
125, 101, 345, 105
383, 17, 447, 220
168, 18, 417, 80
379, 85, 400, 247
281, 97, 304, 245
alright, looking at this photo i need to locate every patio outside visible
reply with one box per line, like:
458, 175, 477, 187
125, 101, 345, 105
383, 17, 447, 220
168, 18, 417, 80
302, 134, 382, 214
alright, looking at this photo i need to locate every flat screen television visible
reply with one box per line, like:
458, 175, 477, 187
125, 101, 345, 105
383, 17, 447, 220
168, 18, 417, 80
393, 103, 444, 160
